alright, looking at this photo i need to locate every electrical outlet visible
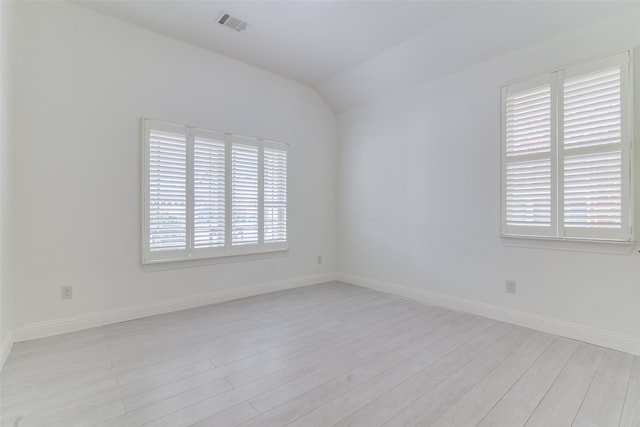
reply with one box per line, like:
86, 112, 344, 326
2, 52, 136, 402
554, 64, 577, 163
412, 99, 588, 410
61, 286, 73, 300
505, 280, 516, 294
317, 255, 323, 264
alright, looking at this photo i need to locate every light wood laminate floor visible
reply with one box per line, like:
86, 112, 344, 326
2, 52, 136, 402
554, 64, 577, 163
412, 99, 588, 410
1, 282, 639, 427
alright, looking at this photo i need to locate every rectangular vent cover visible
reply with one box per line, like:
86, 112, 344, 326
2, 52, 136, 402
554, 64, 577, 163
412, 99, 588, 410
217, 12, 247, 32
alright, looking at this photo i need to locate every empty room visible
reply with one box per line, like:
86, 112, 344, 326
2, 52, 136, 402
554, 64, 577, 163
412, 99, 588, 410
1, 1, 640, 426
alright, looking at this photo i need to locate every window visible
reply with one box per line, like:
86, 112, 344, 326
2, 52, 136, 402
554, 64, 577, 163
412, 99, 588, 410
143, 120, 288, 263
501, 51, 633, 242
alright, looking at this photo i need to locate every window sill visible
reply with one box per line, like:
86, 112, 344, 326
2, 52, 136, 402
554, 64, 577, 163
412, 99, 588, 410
500, 235, 636, 255
142, 249, 289, 272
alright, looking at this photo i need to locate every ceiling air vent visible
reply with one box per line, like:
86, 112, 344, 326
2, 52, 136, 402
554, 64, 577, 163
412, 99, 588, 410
217, 12, 247, 32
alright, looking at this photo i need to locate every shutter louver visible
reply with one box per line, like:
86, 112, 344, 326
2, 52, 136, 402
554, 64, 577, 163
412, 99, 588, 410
148, 129, 187, 252
564, 152, 621, 229
506, 86, 551, 156
264, 146, 287, 244
564, 67, 621, 150
231, 143, 259, 246
505, 160, 551, 227
193, 136, 226, 249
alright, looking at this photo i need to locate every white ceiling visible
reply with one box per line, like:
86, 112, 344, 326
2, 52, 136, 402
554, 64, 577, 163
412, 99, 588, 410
75, 1, 640, 113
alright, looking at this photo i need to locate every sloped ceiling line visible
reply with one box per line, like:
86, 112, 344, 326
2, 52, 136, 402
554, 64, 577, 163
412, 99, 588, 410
74, 1, 640, 114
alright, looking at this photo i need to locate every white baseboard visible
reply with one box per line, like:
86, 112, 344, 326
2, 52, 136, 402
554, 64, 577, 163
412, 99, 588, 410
337, 273, 640, 356
1, 329, 14, 372
14, 272, 337, 343
13, 271, 638, 357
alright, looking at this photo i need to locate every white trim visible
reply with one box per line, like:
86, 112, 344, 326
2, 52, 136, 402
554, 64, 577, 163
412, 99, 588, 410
0, 329, 14, 372
337, 273, 640, 356
258, 139, 265, 252
500, 235, 635, 254
563, 50, 630, 79
143, 248, 289, 272
186, 126, 194, 258
13, 273, 337, 343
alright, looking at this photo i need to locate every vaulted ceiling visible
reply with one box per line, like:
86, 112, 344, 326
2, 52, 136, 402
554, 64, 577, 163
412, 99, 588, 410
76, 1, 640, 113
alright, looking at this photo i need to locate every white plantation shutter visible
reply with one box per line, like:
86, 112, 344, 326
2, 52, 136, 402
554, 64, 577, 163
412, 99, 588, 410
505, 160, 551, 228
192, 130, 226, 256
505, 86, 552, 156
263, 142, 288, 247
501, 50, 632, 242
143, 120, 290, 263
231, 139, 260, 248
563, 67, 621, 150
563, 152, 622, 231
560, 55, 630, 240
144, 121, 188, 262
502, 80, 555, 237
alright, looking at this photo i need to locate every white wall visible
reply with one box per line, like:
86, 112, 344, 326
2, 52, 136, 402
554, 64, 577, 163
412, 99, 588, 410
0, 0, 15, 365
12, 2, 337, 332
338, 12, 640, 353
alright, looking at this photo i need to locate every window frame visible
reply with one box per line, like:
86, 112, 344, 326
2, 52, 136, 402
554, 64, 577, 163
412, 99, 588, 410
500, 50, 634, 244
142, 119, 290, 264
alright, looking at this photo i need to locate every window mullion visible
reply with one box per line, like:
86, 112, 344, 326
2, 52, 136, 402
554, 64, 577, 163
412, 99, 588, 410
186, 127, 195, 258
553, 70, 563, 239
258, 140, 265, 249
224, 134, 232, 255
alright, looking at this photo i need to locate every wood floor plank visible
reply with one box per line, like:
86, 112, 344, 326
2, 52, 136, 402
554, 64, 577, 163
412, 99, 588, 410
250, 319, 512, 427
572, 349, 634, 427
1, 376, 119, 423
99, 297, 435, 426
429, 417, 461, 427
142, 309, 453, 427
97, 378, 235, 427
245, 309, 454, 415
47, 401, 126, 427
476, 337, 579, 427
0, 356, 112, 388
243, 312, 457, 422
209, 298, 424, 369
392, 322, 516, 401
620, 356, 640, 427
289, 316, 495, 427
190, 402, 260, 427
207, 299, 424, 366
187, 292, 391, 347
1, 360, 215, 427
122, 366, 233, 411
382, 325, 534, 427
436, 332, 555, 427
325, 321, 520, 427
115, 351, 214, 386
523, 343, 605, 427
333, 392, 412, 427
192, 292, 384, 352
116, 301, 424, 416
288, 326, 509, 425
